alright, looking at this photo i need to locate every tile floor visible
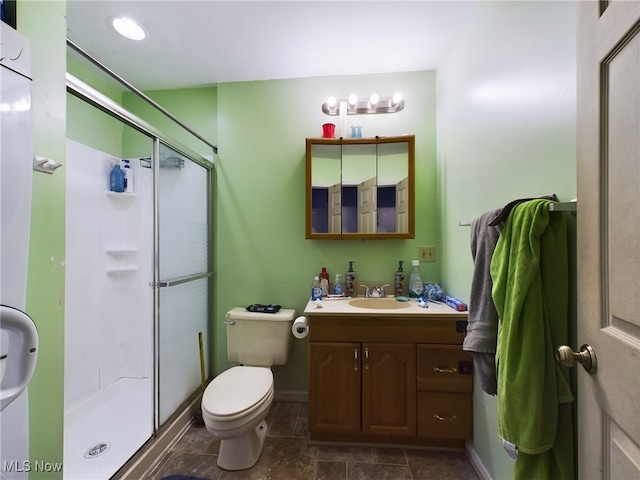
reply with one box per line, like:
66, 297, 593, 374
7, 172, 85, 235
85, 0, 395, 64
146, 401, 480, 480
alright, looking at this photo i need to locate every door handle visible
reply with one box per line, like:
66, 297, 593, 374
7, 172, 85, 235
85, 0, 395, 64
555, 344, 597, 374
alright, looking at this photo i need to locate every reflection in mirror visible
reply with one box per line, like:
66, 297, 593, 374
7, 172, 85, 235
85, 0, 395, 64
341, 144, 377, 233
311, 144, 341, 234
377, 141, 409, 233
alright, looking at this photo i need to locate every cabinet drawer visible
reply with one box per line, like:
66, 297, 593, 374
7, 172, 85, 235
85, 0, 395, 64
417, 392, 472, 440
417, 345, 473, 393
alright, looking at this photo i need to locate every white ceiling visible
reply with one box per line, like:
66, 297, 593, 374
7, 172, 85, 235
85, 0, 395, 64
66, 1, 476, 91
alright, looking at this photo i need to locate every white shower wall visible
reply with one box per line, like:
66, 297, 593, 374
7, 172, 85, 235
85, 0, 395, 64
64, 139, 154, 412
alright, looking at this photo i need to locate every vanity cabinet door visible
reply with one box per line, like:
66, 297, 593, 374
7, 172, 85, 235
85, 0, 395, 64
362, 343, 416, 436
309, 342, 361, 435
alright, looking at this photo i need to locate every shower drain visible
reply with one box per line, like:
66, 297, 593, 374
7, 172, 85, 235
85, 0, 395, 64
83, 441, 111, 459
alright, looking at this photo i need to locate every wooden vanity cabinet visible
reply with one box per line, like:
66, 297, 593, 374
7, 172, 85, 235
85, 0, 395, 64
308, 315, 472, 447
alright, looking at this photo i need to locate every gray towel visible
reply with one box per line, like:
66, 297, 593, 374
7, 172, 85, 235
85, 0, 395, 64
463, 209, 502, 395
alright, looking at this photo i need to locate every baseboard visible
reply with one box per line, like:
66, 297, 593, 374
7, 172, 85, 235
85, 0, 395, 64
274, 390, 308, 402
465, 441, 493, 480
114, 395, 199, 480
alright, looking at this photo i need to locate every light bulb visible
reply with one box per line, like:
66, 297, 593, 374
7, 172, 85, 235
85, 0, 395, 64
392, 92, 402, 106
327, 96, 337, 109
369, 93, 379, 106
348, 94, 358, 107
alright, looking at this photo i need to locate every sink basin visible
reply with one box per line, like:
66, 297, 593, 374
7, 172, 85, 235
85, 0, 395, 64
348, 298, 412, 310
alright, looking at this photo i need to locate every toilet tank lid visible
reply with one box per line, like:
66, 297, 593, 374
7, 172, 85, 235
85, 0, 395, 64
226, 307, 296, 322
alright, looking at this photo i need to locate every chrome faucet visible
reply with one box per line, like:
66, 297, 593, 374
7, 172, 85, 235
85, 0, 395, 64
360, 284, 390, 298
373, 284, 390, 298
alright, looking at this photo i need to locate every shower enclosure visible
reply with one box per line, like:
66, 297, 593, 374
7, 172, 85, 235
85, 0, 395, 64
63, 62, 215, 479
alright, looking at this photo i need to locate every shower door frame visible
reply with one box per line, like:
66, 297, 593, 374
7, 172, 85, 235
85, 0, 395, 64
66, 74, 215, 435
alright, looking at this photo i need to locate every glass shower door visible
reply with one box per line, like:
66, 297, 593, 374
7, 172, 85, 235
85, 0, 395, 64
156, 142, 212, 426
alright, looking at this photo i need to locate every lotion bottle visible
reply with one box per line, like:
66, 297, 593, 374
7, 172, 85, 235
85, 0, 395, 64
394, 260, 406, 296
345, 261, 357, 297
319, 267, 330, 296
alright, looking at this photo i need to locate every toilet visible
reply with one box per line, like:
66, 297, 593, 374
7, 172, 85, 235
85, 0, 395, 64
201, 307, 296, 470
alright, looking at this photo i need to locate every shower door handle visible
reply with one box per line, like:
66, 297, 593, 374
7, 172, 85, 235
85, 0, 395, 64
151, 272, 213, 289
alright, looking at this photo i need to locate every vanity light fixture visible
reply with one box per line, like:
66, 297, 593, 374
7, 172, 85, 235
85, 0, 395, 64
322, 92, 404, 115
112, 16, 147, 41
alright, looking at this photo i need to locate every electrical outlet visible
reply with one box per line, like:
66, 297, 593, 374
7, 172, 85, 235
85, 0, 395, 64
419, 246, 436, 262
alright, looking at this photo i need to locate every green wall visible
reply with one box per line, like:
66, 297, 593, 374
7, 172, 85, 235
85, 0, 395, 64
17, 2, 66, 479
16, 2, 578, 480
436, 2, 577, 479
214, 72, 438, 391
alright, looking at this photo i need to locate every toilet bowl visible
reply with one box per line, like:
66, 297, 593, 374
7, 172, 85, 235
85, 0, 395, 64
201, 366, 274, 470
202, 307, 296, 470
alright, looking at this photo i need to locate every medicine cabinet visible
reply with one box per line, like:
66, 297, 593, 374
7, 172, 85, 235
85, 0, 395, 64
305, 135, 415, 239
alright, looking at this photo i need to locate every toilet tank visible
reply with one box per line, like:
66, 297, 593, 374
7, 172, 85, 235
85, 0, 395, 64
225, 307, 296, 367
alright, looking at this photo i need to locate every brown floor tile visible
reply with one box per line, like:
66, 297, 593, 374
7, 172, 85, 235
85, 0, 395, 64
405, 449, 479, 480
146, 402, 480, 480
316, 445, 376, 463
375, 447, 408, 465
148, 451, 221, 480
347, 462, 412, 480
315, 460, 347, 480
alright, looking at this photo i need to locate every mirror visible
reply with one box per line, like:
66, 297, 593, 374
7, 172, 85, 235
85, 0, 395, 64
306, 135, 414, 239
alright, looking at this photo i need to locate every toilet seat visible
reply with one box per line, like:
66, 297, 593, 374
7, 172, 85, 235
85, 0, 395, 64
202, 366, 273, 422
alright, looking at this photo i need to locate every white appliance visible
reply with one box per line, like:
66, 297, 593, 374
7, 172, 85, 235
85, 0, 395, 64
1, 21, 38, 480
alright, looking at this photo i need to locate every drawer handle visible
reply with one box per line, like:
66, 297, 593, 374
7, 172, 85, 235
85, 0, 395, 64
364, 347, 369, 370
354, 348, 359, 371
433, 366, 458, 373
434, 414, 457, 422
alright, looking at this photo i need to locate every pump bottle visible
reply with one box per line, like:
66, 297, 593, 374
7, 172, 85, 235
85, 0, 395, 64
409, 260, 424, 298
345, 261, 357, 297
394, 260, 405, 296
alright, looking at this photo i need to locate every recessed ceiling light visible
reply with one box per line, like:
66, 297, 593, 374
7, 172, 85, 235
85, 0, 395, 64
112, 17, 146, 41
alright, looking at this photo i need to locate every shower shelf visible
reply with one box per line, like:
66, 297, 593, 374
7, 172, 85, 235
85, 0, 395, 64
106, 248, 138, 256
106, 191, 137, 201
106, 266, 138, 275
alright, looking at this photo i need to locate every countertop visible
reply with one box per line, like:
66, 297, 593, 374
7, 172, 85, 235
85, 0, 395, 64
302, 297, 468, 318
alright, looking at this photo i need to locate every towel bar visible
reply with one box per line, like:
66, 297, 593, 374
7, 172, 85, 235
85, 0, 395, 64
459, 200, 577, 226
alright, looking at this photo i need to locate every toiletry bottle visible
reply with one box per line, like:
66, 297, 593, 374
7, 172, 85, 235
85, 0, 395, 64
319, 267, 330, 296
122, 159, 133, 193
311, 276, 323, 301
345, 261, 357, 297
408, 260, 424, 298
332, 274, 343, 296
394, 260, 406, 296
109, 162, 125, 193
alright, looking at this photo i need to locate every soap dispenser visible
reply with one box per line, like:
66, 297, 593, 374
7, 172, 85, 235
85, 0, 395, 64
409, 260, 424, 298
394, 260, 406, 296
345, 261, 357, 297
332, 274, 343, 296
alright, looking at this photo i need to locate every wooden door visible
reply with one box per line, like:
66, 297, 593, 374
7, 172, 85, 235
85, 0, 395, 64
328, 182, 341, 234
357, 177, 377, 233
308, 342, 361, 435
362, 343, 416, 436
396, 176, 408, 233
577, 2, 640, 478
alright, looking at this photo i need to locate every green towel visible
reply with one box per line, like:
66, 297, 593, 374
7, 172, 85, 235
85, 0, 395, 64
491, 199, 574, 479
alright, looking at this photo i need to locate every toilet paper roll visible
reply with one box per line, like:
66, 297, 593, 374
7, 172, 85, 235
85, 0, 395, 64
292, 316, 309, 339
